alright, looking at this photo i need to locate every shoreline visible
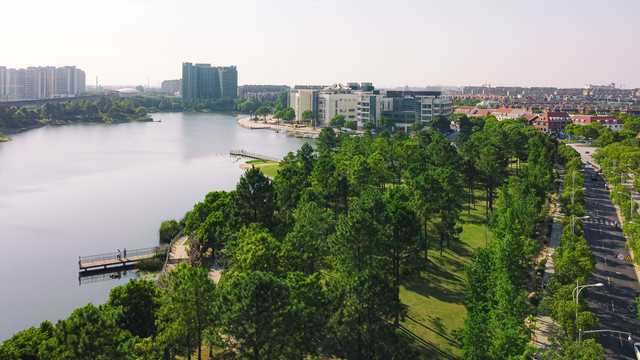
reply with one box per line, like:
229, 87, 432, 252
236, 115, 322, 136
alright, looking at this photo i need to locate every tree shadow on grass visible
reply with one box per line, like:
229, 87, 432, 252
406, 315, 459, 348
461, 213, 488, 226
402, 267, 465, 305
398, 324, 459, 360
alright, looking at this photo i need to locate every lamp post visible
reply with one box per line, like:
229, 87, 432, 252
614, 171, 625, 186
618, 191, 635, 220
573, 281, 604, 319
571, 187, 586, 207
570, 215, 589, 234
579, 328, 631, 343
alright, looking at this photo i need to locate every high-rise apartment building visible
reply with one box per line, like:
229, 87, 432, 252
181, 63, 237, 100
0, 67, 7, 98
161, 79, 182, 95
0, 65, 85, 101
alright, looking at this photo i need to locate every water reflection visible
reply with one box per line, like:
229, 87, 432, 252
78, 268, 139, 286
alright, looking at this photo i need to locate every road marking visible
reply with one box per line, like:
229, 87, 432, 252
611, 300, 615, 312
608, 276, 610, 286
619, 333, 623, 346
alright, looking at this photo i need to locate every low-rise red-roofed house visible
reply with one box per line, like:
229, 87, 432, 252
571, 115, 624, 131
533, 111, 572, 134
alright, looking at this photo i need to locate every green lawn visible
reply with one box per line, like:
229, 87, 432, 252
398, 195, 493, 359
243, 160, 281, 179
256, 163, 281, 179
246, 159, 270, 164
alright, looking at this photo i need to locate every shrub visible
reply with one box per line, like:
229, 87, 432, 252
159, 220, 182, 244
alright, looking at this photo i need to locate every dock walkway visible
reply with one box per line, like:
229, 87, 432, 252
230, 149, 281, 162
79, 247, 160, 272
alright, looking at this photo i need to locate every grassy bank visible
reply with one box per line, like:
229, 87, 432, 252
243, 159, 281, 179
398, 194, 493, 359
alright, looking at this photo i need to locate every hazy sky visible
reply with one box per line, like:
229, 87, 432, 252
2, 0, 638, 88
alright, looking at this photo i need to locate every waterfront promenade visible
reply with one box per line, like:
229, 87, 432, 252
236, 115, 322, 135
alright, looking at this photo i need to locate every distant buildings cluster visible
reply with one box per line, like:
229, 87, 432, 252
453, 106, 625, 135
181, 63, 237, 100
289, 83, 452, 130
450, 84, 640, 115
238, 85, 289, 102
0, 65, 86, 101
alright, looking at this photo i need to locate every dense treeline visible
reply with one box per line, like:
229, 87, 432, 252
457, 128, 557, 358
0, 91, 289, 134
1, 117, 557, 359
0, 97, 153, 130
537, 144, 604, 358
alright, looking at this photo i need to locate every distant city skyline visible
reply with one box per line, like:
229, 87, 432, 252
2, 0, 639, 89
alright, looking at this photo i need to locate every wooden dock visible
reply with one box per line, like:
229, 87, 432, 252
78, 247, 161, 272
230, 149, 281, 162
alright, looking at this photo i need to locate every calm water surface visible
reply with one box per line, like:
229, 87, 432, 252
0, 112, 312, 340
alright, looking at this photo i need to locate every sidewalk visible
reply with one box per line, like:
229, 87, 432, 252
237, 115, 322, 135
533, 163, 565, 351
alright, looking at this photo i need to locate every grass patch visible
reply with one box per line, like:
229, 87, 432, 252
246, 159, 270, 164
258, 163, 281, 179
398, 192, 493, 360
137, 251, 166, 272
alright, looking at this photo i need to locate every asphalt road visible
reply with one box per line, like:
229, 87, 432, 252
581, 164, 640, 359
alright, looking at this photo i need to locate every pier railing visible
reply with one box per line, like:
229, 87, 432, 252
79, 247, 159, 265
230, 150, 281, 162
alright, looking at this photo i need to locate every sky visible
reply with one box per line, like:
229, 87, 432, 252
2, 0, 639, 89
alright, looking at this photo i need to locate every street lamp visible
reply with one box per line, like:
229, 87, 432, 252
570, 215, 589, 234
579, 328, 632, 343
573, 281, 604, 319
618, 191, 635, 220
571, 187, 587, 207
614, 171, 625, 186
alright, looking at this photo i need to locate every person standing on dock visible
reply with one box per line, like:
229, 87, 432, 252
117, 249, 121, 261
123, 248, 126, 259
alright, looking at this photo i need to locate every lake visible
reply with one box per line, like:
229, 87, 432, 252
0, 112, 313, 341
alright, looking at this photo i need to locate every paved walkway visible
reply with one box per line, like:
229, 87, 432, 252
237, 115, 322, 135
164, 235, 189, 273
533, 162, 565, 351
209, 262, 223, 283
162, 234, 224, 283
